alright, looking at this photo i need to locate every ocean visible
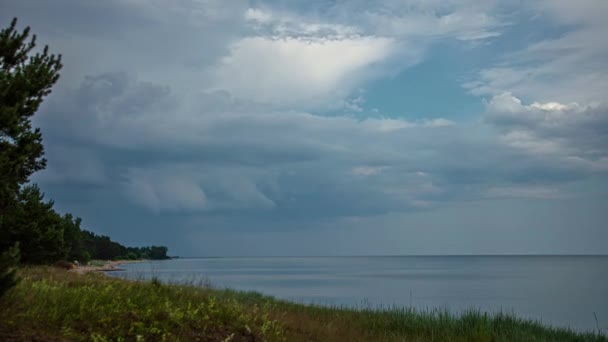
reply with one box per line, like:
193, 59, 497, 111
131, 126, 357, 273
109, 255, 608, 333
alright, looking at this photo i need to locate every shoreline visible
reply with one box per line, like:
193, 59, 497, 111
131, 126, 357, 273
69, 259, 144, 274
3, 266, 605, 341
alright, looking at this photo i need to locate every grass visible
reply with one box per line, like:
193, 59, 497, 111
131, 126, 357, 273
88, 260, 111, 267
0, 267, 605, 341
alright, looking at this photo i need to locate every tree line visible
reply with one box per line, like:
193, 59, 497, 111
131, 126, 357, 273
2, 183, 169, 264
0, 19, 169, 296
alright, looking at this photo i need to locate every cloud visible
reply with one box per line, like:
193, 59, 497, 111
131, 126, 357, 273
485, 93, 608, 173
33, 146, 107, 185
352, 166, 388, 177
39, 71, 603, 221
124, 169, 209, 213
466, 1, 608, 103
486, 186, 561, 199
361, 5, 503, 41
5, 0, 509, 112
244, 2, 504, 41
244, 8, 360, 38
39, 70, 474, 215
210, 36, 395, 108
1, 0, 249, 91
209, 2, 507, 108
5, 0, 608, 255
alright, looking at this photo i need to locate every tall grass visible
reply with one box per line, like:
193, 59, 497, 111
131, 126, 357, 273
1, 267, 283, 341
0, 267, 605, 341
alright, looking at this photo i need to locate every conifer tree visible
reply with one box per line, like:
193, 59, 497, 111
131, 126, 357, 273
0, 18, 62, 296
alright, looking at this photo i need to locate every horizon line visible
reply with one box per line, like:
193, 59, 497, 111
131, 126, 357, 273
170, 253, 608, 259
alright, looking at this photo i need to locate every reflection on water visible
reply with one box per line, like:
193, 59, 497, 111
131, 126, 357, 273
109, 256, 608, 333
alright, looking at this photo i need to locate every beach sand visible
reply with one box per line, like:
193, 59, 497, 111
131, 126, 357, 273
70, 260, 142, 274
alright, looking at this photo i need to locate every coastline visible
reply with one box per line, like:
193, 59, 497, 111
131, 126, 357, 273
3, 266, 605, 341
69, 259, 144, 274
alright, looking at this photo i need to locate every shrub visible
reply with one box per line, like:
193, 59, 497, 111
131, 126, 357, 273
0, 244, 20, 297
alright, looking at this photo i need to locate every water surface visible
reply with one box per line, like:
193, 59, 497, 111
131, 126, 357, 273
110, 256, 608, 333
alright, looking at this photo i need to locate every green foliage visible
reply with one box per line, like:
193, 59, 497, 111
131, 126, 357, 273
2, 184, 66, 264
62, 213, 90, 263
81, 230, 126, 261
80, 230, 169, 261
0, 16, 62, 295
0, 267, 284, 341
0, 243, 20, 298
124, 245, 170, 260
0, 17, 62, 200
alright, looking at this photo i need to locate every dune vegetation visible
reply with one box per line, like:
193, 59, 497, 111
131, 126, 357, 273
0, 266, 605, 342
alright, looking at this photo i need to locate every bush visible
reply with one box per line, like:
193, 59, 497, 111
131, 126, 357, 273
52, 260, 74, 270
0, 244, 20, 298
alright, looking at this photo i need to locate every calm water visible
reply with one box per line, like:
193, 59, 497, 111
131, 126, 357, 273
109, 256, 608, 333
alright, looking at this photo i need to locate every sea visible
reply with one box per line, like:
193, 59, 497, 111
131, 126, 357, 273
108, 255, 608, 334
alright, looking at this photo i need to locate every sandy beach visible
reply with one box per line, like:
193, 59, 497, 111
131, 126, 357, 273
70, 260, 143, 274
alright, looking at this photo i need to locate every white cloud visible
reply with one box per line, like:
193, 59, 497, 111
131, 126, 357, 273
342, 95, 366, 112
485, 93, 608, 171
244, 8, 273, 24
364, 9, 502, 41
210, 36, 395, 107
211, 2, 506, 108
467, 1, 608, 103
5, 0, 509, 112
499, 130, 563, 155
423, 118, 455, 127
360, 117, 454, 132
244, 8, 360, 38
368, 118, 416, 132
352, 166, 387, 176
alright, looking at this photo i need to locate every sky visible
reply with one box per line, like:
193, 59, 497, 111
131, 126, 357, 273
2, 0, 607, 256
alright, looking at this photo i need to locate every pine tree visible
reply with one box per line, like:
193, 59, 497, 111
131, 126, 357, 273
5, 184, 66, 264
0, 18, 62, 296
